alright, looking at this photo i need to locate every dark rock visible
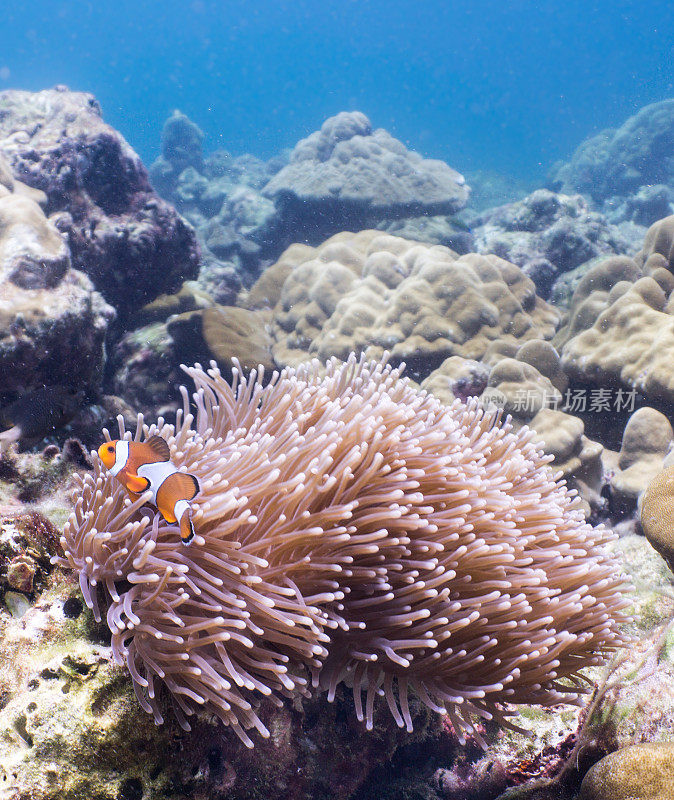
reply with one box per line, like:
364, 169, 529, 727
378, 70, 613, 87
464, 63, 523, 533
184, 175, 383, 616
0, 88, 200, 319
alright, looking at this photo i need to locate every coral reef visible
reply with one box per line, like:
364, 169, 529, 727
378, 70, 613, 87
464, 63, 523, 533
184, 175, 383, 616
0, 152, 114, 397
0, 87, 200, 318
7, 82, 674, 799
550, 99, 674, 225
263, 111, 469, 242
471, 189, 636, 297
61, 355, 629, 750
0, 512, 61, 599
148, 110, 471, 306
242, 229, 559, 378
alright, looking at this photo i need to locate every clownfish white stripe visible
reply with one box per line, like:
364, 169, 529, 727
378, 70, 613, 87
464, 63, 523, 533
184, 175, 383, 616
174, 499, 190, 522
138, 460, 179, 505
110, 440, 130, 477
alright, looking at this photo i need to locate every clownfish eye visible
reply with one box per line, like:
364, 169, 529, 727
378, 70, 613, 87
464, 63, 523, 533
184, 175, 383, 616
107, 444, 114, 452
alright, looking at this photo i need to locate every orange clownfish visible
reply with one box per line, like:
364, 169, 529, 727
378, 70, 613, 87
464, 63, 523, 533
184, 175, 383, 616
98, 435, 199, 545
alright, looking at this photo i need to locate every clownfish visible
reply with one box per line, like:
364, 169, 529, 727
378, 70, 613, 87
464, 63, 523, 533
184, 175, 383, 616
98, 435, 199, 545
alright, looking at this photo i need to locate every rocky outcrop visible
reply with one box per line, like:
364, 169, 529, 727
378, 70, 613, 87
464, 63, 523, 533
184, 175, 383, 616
549, 99, 674, 225
0, 153, 114, 397
472, 189, 636, 297
0, 87, 200, 319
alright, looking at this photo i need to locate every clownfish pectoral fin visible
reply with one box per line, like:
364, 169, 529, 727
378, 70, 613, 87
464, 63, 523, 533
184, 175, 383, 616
179, 511, 195, 546
144, 435, 171, 461
125, 473, 151, 494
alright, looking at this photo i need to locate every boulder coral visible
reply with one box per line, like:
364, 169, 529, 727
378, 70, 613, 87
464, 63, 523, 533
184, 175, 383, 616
60, 355, 630, 748
579, 742, 674, 800
556, 216, 674, 406
640, 465, 674, 573
263, 111, 469, 240
244, 229, 560, 378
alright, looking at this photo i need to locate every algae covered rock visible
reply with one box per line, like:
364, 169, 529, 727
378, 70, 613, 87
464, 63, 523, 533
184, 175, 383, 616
0, 568, 443, 800
579, 742, 674, 799
109, 322, 184, 417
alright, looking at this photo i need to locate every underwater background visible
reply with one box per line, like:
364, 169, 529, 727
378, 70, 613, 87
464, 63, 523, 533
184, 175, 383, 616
4, 0, 674, 178
2, 2, 674, 800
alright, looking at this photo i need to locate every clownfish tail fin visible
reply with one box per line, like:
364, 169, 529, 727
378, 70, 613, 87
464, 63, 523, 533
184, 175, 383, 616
180, 510, 195, 546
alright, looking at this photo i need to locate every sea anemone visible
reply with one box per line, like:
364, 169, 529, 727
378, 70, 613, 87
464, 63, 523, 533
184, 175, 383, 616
59, 355, 630, 747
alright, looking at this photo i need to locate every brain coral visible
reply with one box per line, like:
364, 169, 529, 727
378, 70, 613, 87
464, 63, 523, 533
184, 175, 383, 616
245, 230, 560, 379
60, 356, 630, 747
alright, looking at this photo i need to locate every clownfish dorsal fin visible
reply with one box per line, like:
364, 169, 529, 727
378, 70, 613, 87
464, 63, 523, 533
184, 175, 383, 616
144, 435, 171, 462
172, 472, 200, 500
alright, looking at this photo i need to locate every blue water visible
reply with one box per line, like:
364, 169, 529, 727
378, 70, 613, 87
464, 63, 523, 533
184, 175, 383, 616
2, 0, 674, 181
